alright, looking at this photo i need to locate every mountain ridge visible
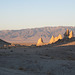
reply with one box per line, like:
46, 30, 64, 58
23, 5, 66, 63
0, 26, 75, 43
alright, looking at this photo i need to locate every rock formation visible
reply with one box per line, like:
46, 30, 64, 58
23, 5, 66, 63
49, 34, 62, 44
49, 36, 55, 44
0, 39, 11, 47
66, 29, 69, 36
55, 37, 58, 42
58, 34, 62, 40
69, 31, 73, 38
37, 29, 74, 45
64, 29, 69, 39
36, 38, 44, 46
64, 29, 74, 39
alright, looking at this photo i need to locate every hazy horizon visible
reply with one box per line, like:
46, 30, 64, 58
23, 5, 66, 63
0, 0, 75, 30
0, 25, 75, 31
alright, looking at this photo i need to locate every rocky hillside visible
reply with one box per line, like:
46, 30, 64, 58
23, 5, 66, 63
0, 26, 75, 43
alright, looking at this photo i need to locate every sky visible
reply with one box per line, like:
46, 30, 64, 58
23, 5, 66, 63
0, 0, 75, 30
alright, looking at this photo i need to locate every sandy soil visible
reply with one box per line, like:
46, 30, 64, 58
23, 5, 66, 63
0, 41, 75, 75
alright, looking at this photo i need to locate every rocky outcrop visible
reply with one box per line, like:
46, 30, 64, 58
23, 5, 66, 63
49, 34, 62, 44
64, 29, 74, 39
64, 29, 70, 39
55, 37, 58, 42
58, 34, 62, 40
69, 31, 74, 38
36, 38, 44, 46
0, 39, 11, 47
66, 29, 69, 36
36, 29, 74, 45
0, 27, 75, 43
49, 36, 55, 44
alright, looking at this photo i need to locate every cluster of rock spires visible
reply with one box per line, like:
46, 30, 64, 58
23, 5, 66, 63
64, 29, 74, 39
0, 29, 74, 47
36, 29, 74, 46
49, 34, 62, 44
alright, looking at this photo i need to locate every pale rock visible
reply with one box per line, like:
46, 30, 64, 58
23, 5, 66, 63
64, 29, 69, 38
49, 36, 55, 44
66, 29, 69, 36
58, 34, 62, 40
55, 37, 58, 42
36, 38, 44, 46
69, 31, 73, 38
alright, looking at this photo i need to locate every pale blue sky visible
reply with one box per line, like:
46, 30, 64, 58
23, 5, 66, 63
0, 0, 75, 30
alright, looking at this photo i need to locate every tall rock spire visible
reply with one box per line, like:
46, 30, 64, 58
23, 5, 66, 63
58, 34, 62, 40
69, 31, 74, 38
49, 35, 55, 44
55, 37, 58, 42
66, 29, 69, 36
36, 38, 44, 46
64, 29, 69, 39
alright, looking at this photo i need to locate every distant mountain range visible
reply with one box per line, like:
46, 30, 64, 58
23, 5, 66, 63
0, 26, 75, 43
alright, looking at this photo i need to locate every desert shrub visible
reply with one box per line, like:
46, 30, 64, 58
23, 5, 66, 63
8, 47, 11, 49
46, 48, 48, 50
18, 67, 27, 71
30, 68, 34, 71
69, 49, 72, 51
4, 48, 7, 49
10, 50, 13, 52
44, 54, 49, 57
10, 66, 14, 69
47, 72, 52, 75
24, 50, 26, 52
14, 46, 16, 48
18, 67, 24, 70
34, 60, 38, 63
0, 54, 2, 56
0, 47, 3, 49
50, 56, 55, 59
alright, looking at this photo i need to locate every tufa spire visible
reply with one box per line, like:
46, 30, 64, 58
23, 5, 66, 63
49, 35, 55, 44
69, 31, 74, 38
36, 38, 44, 46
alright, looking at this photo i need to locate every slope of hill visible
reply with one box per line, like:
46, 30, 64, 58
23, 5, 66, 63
0, 26, 75, 43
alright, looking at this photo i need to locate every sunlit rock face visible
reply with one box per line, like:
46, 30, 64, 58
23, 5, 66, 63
55, 37, 58, 42
49, 36, 55, 44
63, 29, 74, 39
69, 31, 74, 38
49, 34, 62, 44
37, 29, 74, 45
58, 34, 62, 40
66, 29, 69, 36
36, 38, 44, 46
64, 29, 69, 39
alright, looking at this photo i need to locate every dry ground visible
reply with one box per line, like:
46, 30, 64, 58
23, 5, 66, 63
0, 41, 75, 75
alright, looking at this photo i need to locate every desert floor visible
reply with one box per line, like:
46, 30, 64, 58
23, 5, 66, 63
0, 42, 75, 75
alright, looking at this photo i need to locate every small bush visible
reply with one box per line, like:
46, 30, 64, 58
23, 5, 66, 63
10, 50, 13, 52
47, 72, 52, 75
34, 60, 38, 63
8, 47, 11, 49
50, 56, 55, 59
24, 50, 26, 52
44, 54, 49, 57
18, 67, 27, 71
18, 67, 24, 70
